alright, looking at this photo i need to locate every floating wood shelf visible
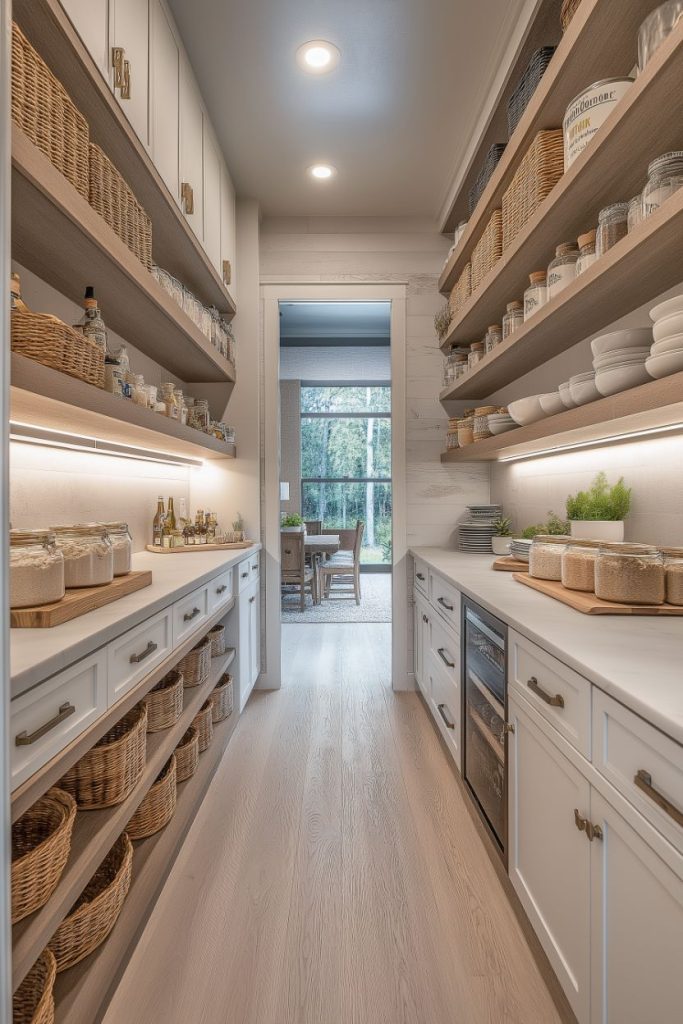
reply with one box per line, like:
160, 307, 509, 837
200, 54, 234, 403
10, 355, 236, 461
440, 372, 683, 462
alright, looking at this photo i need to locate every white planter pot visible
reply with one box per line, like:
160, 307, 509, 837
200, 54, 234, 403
491, 536, 511, 555
281, 525, 305, 533
570, 520, 624, 542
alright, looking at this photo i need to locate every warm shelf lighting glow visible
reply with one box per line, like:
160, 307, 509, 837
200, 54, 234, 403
497, 422, 683, 463
296, 40, 341, 74
308, 163, 336, 180
9, 422, 204, 467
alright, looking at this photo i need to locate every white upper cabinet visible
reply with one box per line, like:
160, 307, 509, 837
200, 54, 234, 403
61, 0, 110, 80
149, 0, 179, 200
220, 162, 236, 291
202, 125, 222, 272
110, 0, 150, 147
179, 56, 204, 241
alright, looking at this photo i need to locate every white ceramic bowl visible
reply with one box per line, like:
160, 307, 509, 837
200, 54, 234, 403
569, 374, 601, 406
645, 349, 683, 378
650, 332, 683, 356
591, 328, 653, 357
507, 395, 546, 426
650, 294, 683, 323
538, 391, 566, 416
558, 382, 578, 408
488, 418, 518, 435
594, 362, 653, 396
592, 348, 651, 369
652, 311, 683, 342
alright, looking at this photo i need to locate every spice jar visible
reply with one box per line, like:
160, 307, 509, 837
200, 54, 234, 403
191, 398, 210, 432
132, 374, 148, 407
561, 539, 602, 592
594, 544, 665, 605
100, 522, 132, 576
627, 196, 643, 234
642, 151, 683, 219
547, 243, 579, 299
484, 325, 502, 355
52, 525, 114, 588
104, 357, 124, 396
524, 272, 547, 321
576, 230, 597, 276
660, 547, 683, 605
160, 382, 179, 420
596, 202, 629, 257
174, 388, 188, 425
10, 530, 65, 608
467, 342, 485, 370
502, 301, 524, 339
529, 535, 571, 581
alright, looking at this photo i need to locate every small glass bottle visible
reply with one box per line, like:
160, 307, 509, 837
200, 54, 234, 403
152, 497, 165, 547
502, 300, 524, 339
642, 151, 683, 219
576, 230, 597, 275
10, 272, 29, 312
166, 497, 177, 532
547, 243, 579, 299
77, 286, 108, 355
524, 272, 547, 321
596, 203, 629, 257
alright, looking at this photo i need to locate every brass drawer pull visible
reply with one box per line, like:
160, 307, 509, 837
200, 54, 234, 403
437, 648, 455, 669
121, 59, 131, 99
112, 46, 125, 88
437, 703, 455, 730
416, 572, 425, 581
574, 809, 602, 841
129, 641, 158, 664
216, 585, 228, 595
437, 597, 454, 611
16, 702, 75, 745
183, 607, 201, 622
634, 770, 683, 826
527, 676, 564, 708
181, 182, 194, 215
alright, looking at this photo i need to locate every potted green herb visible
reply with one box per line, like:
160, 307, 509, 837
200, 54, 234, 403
231, 513, 245, 542
520, 511, 570, 539
566, 472, 631, 542
491, 516, 513, 555
280, 513, 304, 533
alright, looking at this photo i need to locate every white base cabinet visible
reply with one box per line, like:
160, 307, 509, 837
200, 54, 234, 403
413, 593, 431, 699
238, 576, 260, 711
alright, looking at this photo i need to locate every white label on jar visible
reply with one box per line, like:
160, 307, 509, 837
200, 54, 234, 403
547, 264, 576, 299
563, 80, 633, 169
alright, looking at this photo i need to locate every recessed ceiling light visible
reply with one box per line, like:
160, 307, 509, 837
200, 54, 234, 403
296, 39, 341, 74
308, 163, 336, 181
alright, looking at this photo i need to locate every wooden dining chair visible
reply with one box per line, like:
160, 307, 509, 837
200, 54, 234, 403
320, 521, 364, 605
304, 520, 322, 535
281, 529, 316, 611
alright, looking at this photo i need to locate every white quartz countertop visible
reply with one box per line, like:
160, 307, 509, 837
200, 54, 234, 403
11, 545, 261, 698
410, 547, 683, 746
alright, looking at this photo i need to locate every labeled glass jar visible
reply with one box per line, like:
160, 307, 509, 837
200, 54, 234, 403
502, 301, 524, 339
484, 324, 502, 354
561, 539, 602, 592
52, 525, 114, 588
467, 342, 485, 370
576, 230, 597, 275
524, 272, 547, 321
596, 202, 629, 257
547, 243, 579, 299
660, 546, 683, 605
104, 358, 124, 396
642, 151, 683, 219
529, 535, 571, 581
100, 522, 132, 576
594, 544, 665, 605
10, 530, 65, 608
627, 196, 643, 234
191, 398, 210, 432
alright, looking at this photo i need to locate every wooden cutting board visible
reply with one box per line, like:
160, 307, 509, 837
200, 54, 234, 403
492, 556, 529, 572
11, 570, 153, 628
513, 573, 683, 615
145, 540, 255, 554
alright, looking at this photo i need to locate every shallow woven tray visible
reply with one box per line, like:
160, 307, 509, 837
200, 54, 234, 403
178, 635, 212, 688
48, 833, 133, 972
192, 699, 214, 753
208, 623, 226, 658
59, 704, 147, 809
88, 143, 152, 270
144, 669, 183, 733
471, 209, 503, 293
502, 130, 564, 251
12, 788, 77, 925
175, 726, 200, 783
11, 308, 105, 389
127, 756, 177, 841
211, 674, 234, 723
13, 948, 56, 1024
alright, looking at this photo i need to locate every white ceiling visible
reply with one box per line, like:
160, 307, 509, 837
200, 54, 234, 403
168, 0, 530, 218
280, 302, 391, 342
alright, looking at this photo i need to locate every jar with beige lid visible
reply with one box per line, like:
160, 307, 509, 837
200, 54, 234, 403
547, 243, 579, 299
561, 539, 602, 592
576, 230, 597, 275
100, 522, 132, 576
660, 547, 683, 605
529, 535, 571, 581
10, 530, 65, 608
484, 325, 502, 354
468, 341, 485, 370
52, 525, 114, 588
594, 544, 665, 605
502, 301, 524, 338
524, 272, 547, 321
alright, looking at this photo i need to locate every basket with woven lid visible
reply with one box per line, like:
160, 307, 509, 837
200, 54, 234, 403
12, 788, 77, 925
11, 307, 105, 388
59, 704, 147, 809
12, 948, 56, 1024
127, 756, 177, 841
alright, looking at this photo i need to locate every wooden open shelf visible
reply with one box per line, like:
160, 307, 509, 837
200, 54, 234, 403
13, 0, 236, 316
440, 372, 683, 462
439, 0, 660, 289
12, 647, 236, 992
10, 355, 236, 462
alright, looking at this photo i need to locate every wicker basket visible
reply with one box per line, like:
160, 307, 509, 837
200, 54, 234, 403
178, 635, 212, 688
11, 307, 105, 388
127, 756, 176, 841
59, 705, 147, 810
11, 22, 89, 199
12, 788, 77, 925
468, 143, 506, 214
211, 674, 234, 723
561, 0, 583, 31
471, 210, 503, 293
506, 47, 556, 139
448, 263, 472, 318
48, 833, 133, 972
175, 727, 200, 783
473, 406, 498, 442
13, 949, 56, 1024
88, 143, 152, 270
144, 670, 183, 733
192, 699, 214, 753
208, 624, 226, 658
502, 130, 564, 252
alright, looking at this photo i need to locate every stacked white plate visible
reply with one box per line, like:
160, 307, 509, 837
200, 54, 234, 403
458, 505, 502, 552
646, 294, 683, 378
507, 395, 546, 425
568, 370, 601, 406
591, 328, 654, 396
487, 412, 516, 435
509, 538, 532, 563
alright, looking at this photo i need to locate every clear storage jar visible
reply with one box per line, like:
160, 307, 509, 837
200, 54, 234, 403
661, 546, 683, 605
160, 382, 179, 420
529, 535, 571, 581
174, 388, 188, 425
627, 196, 643, 234
596, 202, 629, 257
191, 398, 210, 432
524, 272, 547, 321
576, 230, 597, 275
131, 374, 148, 407
642, 151, 683, 219
10, 530, 65, 608
468, 342, 485, 370
101, 522, 132, 576
594, 543, 665, 605
52, 525, 114, 588
547, 243, 579, 299
561, 539, 602, 592
502, 301, 524, 339
484, 325, 502, 354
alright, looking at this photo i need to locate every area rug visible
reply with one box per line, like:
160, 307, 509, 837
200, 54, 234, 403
281, 573, 392, 623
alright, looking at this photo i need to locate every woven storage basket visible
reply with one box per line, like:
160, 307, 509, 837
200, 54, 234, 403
446, 431, 460, 451
473, 406, 498, 442
11, 22, 89, 199
561, 0, 582, 31
48, 832, 133, 972
208, 623, 226, 658
59, 704, 147, 810
211, 674, 234, 723
88, 143, 152, 270
178, 635, 212, 688
127, 756, 177, 840
471, 210, 503, 293
175, 726, 200, 783
12, 788, 77, 925
468, 143, 506, 214
506, 47, 556, 139
192, 699, 214, 753
13, 949, 56, 1024
11, 308, 105, 388
502, 131, 564, 252
448, 263, 471, 318
144, 670, 183, 733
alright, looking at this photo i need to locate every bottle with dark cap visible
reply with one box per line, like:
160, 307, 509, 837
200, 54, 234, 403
76, 285, 108, 355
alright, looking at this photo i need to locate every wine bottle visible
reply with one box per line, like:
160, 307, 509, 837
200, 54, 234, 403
152, 497, 165, 547
166, 497, 177, 531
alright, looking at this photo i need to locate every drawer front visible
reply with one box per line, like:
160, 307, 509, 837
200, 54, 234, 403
107, 608, 173, 704
429, 613, 460, 689
173, 584, 209, 645
429, 571, 461, 634
414, 558, 428, 597
11, 652, 107, 789
509, 630, 591, 758
237, 558, 252, 593
207, 568, 234, 613
428, 651, 461, 771
248, 552, 260, 579
593, 689, 683, 852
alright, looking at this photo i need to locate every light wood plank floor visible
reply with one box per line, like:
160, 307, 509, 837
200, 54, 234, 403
103, 623, 565, 1024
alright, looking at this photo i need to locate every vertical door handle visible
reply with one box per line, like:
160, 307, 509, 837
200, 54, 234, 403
181, 182, 195, 214
121, 59, 131, 99
222, 259, 231, 286
112, 46, 125, 88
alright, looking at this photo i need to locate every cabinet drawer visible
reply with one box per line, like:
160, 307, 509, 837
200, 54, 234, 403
593, 690, 683, 852
237, 558, 252, 593
173, 584, 209, 645
207, 568, 234, 613
429, 571, 460, 634
248, 552, 260, 579
107, 608, 173, 704
509, 631, 591, 758
428, 651, 461, 770
11, 652, 107, 789
429, 613, 460, 688
414, 558, 428, 597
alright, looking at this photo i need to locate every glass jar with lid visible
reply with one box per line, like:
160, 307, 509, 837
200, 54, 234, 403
576, 230, 597, 275
467, 341, 485, 370
547, 243, 579, 299
174, 388, 188, 425
660, 546, 683, 605
561, 539, 602, 592
10, 530, 65, 608
131, 374, 148, 407
502, 301, 524, 339
594, 543, 664, 605
190, 398, 211, 432
529, 535, 571, 581
160, 382, 179, 420
100, 522, 132, 576
52, 525, 114, 588
484, 324, 502, 354
627, 196, 643, 234
642, 151, 683, 219
596, 202, 629, 257
524, 272, 547, 321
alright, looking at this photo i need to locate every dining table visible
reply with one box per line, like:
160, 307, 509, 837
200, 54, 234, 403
304, 534, 340, 604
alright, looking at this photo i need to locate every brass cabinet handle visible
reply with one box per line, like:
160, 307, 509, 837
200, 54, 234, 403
527, 676, 564, 708
16, 702, 75, 745
437, 597, 454, 611
112, 46, 125, 88
121, 60, 131, 99
574, 808, 587, 833
222, 259, 231, 286
181, 182, 195, 215
183, 607, 201, 622
416, 572, 425, 581
437, 703, 455, 730
503, 722, 515, 735
216, 585, 228, 595
437, 648, 455, 669
574, 809, 603, 841
129, 640, 158, 664
634, 769, 683, 826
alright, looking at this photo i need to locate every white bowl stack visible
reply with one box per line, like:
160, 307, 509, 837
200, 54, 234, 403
509, 538, 532, 563
568, 370, 601, 406
591, 328, 654, 396
458, 505, 502, 552
487, 411, 517, 435
507, 395, 546, 426
646, 294, 683, 378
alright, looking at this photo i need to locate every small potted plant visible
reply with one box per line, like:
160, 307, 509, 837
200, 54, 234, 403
232, 513, 245, 542
280, 513, 304, 533
491, 516, 513, 555
566, 472, 631, 542
521, 511, 570, 539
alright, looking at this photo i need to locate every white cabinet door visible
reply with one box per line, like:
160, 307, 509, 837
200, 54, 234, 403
149, 0, 179, 199
238, 578, 259, 710
61, 0, 110, 80
220, 161, 236, 290
110, 0, 150, 146
508, 695, 591, 1023
413, 595, 430, 697
590, 789, 683, 1024
249, 580, 261, 684
203, 125, 222, 272
179, 56, 204, 241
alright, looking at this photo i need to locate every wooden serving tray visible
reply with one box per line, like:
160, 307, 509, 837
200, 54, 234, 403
492, 556, 529, 572
513, 573, 683, 616
11, 570, 152, 628
145, 541, 255, 554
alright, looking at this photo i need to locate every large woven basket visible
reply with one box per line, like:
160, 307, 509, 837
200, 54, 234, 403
59, 705, 147, 809
468, 143, 506, 214
506, 48, 556, 139
127, 756, 176, 841
12, 788, 77, 925
13, 949, 56, 1024
48, 833, 133, 972
88, 143, 152, 270
502, 130, 564, 251
175, 727, 200, 783
448, 262, 472, 318
211, 674, 234, 724
178, 635, 212, 688
473, 406, 498, 442
192, 699, 214, 753
11, 22, 89, 199
11, 307, 105, 388
144, 670, 183, 733
208, 623, 226, 658
561, 0, 583, 31
471, 210, 503, 293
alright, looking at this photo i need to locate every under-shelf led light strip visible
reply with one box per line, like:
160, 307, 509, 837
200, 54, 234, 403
498, 422, 683, 463
9, 422, 204, 467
